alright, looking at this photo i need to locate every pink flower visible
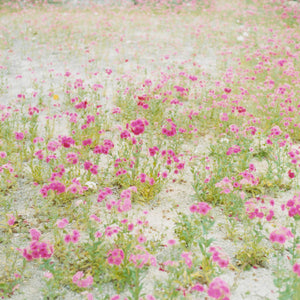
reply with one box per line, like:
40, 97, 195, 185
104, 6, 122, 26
148, 178, 155, 185
44, 271, 53, 279
95, 231, 103, 238
107, 249, 124, 265
209, 246, 229, 268
71, 230, 80, 243
82, 139, 92, 146
56, 218, 69, 229
60, 136, 75, 148
72, 271, 84, 283
207, 277, 230, 299
86, 293, 93, 300
105, 226, 120, 237
84, 161, 93, 170
20, 233, 54, 261
64, 234, 72, 243
288, 170, 295, 179
89, 214, 101, 223
66, 152, 78, 164
120, 129, 131, 139
30, 228, 41, 241
97, 187, 112, 202
47, 140, 60, 152
140, 173, 147, 183
219, 113, 228, 122
189, 202, 212, 215
129, 246, 157, 268
181, 252, 192, 268
293, 263, 300, 277
128, 223, 134, 231
112, 107, 121, 114
191, 283, 204, 292
129, 118, 148, 135
149, 147, 159, 156
90, 165, 98, 175
167, 239, 176, 246
73, 271, 93, 288
105, 68, 112, 75
34, 150, 44, 160
269, 226, 293, 244
138, 235, 147, 244
7, 214, 16, 226
0, 151, 7, 158
226, 145, 241, 156
15, 132, 24, 140
162, 171, 168, 178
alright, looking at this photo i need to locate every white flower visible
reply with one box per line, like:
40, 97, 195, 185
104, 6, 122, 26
220, 138, 229, 143
85, 181, 97, 190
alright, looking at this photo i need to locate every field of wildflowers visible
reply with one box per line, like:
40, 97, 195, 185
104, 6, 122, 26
0, 0, 300, 299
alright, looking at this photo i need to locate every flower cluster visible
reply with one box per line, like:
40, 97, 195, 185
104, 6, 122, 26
7, 214, 16, 226
72, 271, 93, 288
162, 119, 177, 137
269, 226, 294, 244
245, 197, 274, 221
209, 246, 230, 268
207, 277, 230, 300
93, 139, 114, 154
129, 118, 149, 136
0, 162, 15, 174
226, 144, 241, 155
293, 263, 300, 277
40, 180, 66, 197
56, 218, 69, 229
20, 229, 54, 261
84, 160, 99, 175
181, 251, 193, 268
66, 178, 88, 194
107, 248, 124, 265
139, 173, 155, 185
116, 186, 137, 212
66, 152, 79, 164
129, 246, 157, 269
189, 202, 212, 215
64, 230, 80, 244
60, 135, 75, 148
105, 226, 121, 237
286, 193, 300, 218
215, 177, 233, 194
97, 187, 113, 202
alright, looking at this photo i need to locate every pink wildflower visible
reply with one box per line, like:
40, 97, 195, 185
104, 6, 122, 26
191, 283, 204, 292
219, 113, 228, 122
293, 263, 300, 277
30, 228, 41, 241
15, 132, 24, 140
0, 151, 7, 158
207, 277, 230, 300
56, 218, 69, 229
7, 214, 16, 226
189, 202, 212, 215
107, 249, 124, 265
181, 252, 192, 268
269, 226, 293, 244
73, 271, 93, 288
